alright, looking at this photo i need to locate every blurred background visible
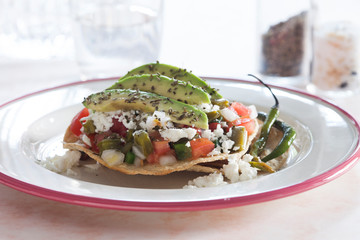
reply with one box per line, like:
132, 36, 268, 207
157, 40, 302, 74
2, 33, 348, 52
0, 0, 359, 100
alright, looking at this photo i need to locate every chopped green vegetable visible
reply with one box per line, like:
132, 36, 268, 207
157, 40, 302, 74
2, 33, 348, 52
82, 120, 96, 134
206, 110, 221, 122
125, 151, 136, 164
97, 138, 123, 154
211, 98, 229, 108
133, 130, 153, 157
173, 142, 192, 160
230, 126, 247, 151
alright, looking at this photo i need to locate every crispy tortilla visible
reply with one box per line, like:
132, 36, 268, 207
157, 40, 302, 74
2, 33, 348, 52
63, 120, 259, 175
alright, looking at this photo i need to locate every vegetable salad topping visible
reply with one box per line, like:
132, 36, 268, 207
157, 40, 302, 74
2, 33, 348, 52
59, 62, 296, 187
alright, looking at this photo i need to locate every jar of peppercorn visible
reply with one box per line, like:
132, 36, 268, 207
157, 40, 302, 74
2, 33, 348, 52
256, 0, 314, 87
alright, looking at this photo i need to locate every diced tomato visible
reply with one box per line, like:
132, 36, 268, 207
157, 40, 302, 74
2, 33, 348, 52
208, 122, 220, 131
147, 152, 159, 164
110, 119, 127, 137
70, 108, 89, 136
190, 138, 215, 159
146, 140, 171, 164
152, 140, 171, 156
230, 117, 251, 126
93, 131, 112, 144
231, 102, 251, 117
226, 117, 256, 135
241, 119, 256, 135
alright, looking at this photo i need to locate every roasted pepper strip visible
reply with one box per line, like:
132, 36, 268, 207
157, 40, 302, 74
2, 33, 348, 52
133, 130, 153, 157
248, 74, 279, 157
231, 126, 247, 151
257, 112, 296, 162
249, 161, 275, 173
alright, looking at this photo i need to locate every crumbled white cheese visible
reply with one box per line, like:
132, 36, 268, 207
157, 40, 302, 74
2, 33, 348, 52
222, 154, 258, 183
89, 111, 117, 132
221, 139, 235, 154
196, 103, 220, 113
160, 128, 197, 142
144, 111, 173, 131
204, 124, 235, 155
42, 150, 81, 173
184, 172, 227, 188
213, 124, 224, 137
202, 129, 215, 141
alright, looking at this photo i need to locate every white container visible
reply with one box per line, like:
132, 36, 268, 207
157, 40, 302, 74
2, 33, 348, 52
309, 0, 360, 96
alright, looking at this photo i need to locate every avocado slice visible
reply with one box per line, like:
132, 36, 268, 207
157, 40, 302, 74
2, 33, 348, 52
83, 89, 209, 129
121, 62, 223, 100
108, 74, 211, 105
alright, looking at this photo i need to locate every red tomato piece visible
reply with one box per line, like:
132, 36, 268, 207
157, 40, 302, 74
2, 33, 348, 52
231, 102, 251, 117
208, 122, 220, 131
190, 138, 215, 159
241, 119, 256, 135
230, 117, 251, 126
70, 108, 89, 136
147, 152, 159, 164
152, 140, 171, 156
110, 119, 128, 137
225, 117, 255, 135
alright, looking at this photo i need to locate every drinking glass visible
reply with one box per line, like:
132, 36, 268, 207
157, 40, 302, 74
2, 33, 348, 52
70, 0, 163, 80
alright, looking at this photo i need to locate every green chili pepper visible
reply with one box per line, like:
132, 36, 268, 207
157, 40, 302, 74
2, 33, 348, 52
125, 151, 136, 164
97, 138, 123, 154
173, 142, 192, 160
248, 74, 279, 157
257, 112, 296, 162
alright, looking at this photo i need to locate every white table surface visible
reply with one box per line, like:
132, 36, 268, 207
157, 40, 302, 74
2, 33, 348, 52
1, 1, 360, 239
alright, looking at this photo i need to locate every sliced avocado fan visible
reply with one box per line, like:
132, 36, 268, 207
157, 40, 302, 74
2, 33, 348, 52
108, 74, 211, 105
120, 62, 223, 100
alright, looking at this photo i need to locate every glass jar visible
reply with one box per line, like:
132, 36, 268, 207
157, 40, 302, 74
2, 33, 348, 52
309, 0, 360, 97
257, 0, 314, 87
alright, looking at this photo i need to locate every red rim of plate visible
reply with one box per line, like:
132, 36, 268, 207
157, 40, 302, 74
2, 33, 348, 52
0, 77, 359, 212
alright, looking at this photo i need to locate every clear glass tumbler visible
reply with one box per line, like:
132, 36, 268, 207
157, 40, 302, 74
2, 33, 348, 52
70, 0, 163, 80
0, 0, 73, 60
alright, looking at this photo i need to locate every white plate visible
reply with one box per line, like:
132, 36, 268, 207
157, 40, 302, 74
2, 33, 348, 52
0, 78, 359, 211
